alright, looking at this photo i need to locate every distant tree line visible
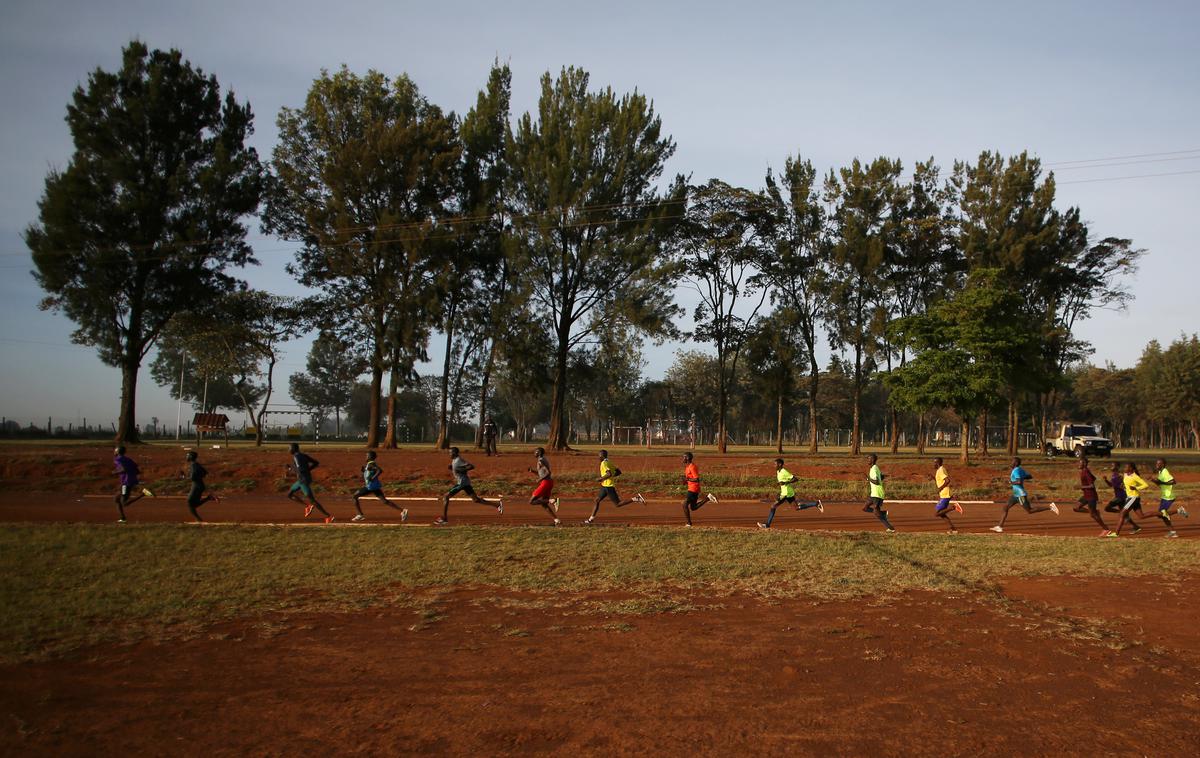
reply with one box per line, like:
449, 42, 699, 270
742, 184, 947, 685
30, 41, 1165, 457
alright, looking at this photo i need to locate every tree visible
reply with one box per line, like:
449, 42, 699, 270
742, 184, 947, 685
889, 268, 1041, 463
664, 350, 721, 444
1160, 335, 1200, 449
507, 66, 683, 449
288, 331, 367, 437
167, 291, 305, 445
572, 314, 645, 441
150, 335, 260, 414
678, 179, 769, 452
745, 307, 805, 453
26, 41, 264, 442
758, 155, 829, 452
266, 66, 458, 448
823, 157, 903, 454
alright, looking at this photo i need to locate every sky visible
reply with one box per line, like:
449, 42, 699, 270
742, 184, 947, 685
0, 0, 1197, 430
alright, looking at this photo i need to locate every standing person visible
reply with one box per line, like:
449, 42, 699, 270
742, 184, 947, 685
681, 452, 718, 527
183, 450, 217, 523
435, 447, 503, 525
864, 454, 897, 533
1154, 458, 1188, 523
585, 450, 644, 524
1111, 462, 1153, 536
528, 447, 561, 526
113, 445, 153, 523
483, 416, 499, 456
351, 451, 407, 523
991, 457, 1058, 533
286, 443, 333, 523
933, 458, 963, 534
758, 458, 822, 529
1103, 462, 1127, 514
1071, 457, 1110, 536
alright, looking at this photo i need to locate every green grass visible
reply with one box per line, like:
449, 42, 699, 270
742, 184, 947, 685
3, 524, 1200, 662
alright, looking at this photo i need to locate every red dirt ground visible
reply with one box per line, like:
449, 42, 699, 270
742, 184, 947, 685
2, 577, 1198, 755
2, 445, 1195, 537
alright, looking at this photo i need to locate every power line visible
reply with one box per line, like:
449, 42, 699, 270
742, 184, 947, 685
1044, 148, 1200, 166
1057, 168, 1200, 185
1051, 154, 1200, 171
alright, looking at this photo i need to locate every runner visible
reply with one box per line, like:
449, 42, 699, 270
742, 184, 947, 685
483, 416, 499, 456
991, 457, 1058, 533
527, 447, 561, 526
585, 450, 644, 525
932, 457, 963, 534
113, 445, 153, 523
286, 443, 333, 523
1154, 458, 1188, 527
864, 454, 896, 533
1103, 461, 1127, 514
1111, 462, 1153, 537
757, 458, 822, 529
1070, 457, 1110, 536
183, 450, 217, 523
681, 452, 718, 527
351, 451, 407, 523
435, 447, 502, 525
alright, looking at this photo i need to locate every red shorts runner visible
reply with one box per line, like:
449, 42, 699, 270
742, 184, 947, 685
532, 479, 554, 499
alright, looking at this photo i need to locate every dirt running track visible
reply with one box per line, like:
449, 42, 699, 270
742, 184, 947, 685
1, 492, 1196, 539
2, 578, 1199, 755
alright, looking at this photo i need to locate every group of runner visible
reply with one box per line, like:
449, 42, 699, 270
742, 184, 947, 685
109, 445, 1186, 536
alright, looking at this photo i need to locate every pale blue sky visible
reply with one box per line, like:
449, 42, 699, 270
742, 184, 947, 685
1, 0, 1197, 428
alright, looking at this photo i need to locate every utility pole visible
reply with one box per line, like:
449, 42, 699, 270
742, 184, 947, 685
175, 351, 187, 440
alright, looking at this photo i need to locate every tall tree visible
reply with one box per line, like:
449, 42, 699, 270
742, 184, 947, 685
288, 331, 367, 437
26, 41, 264, 442
745, 307, 805, 453
151, 332, 260, 413
265, 66, 458, 447
507, 66, 683, 450
823, 157, 903, 454
758, 155, 829, 452
679, 179, 770, 452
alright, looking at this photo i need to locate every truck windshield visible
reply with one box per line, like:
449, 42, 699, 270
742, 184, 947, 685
1067, 425, 1099, 437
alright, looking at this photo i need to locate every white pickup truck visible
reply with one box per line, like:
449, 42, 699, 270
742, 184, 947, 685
1043, 423, 1113, 458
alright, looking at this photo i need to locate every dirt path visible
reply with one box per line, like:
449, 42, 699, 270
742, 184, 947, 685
2, 577, 1198, 755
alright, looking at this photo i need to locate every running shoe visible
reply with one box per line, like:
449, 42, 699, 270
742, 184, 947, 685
324, 516, 335, 524
1132, 525, 1143, 535
142, 488, 155, 498
303, 504, 314, 518
635, 493, 646, 504
1098, 528, 1111, 537
1105, 531, 1118, 538
1049, 502, 1060, 515
886, 528, 897, 534
990, 525, 1004, 533
553, 518, 562, 526
817, 499, 825, 513
497, 500, 504, 515
947, 529, 958, 535
401, 508, 409, 523
684, 523, 692, 528
351, 514, 365, 522
862, 504, 874, 513
433, 517, 449, 526
1167, 531, 1179, 538
583, 516, 595, 525
117, 518, 126, 524
707, 493, 719, 504
953, 502, 963, 514
1072, 504, 1089, 513
552, 498, 561, 514
757, 522, 769, 529
1178, 506, 1189, 518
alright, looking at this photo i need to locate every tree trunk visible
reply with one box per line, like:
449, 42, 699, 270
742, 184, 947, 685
335, 407, 341, 439
116, 349, 141, 444
254, 356, 278, 447
717, 359, 728, 454
383, 360, 400, 449
850, 343, 863, 455
916, 412, 926, 454
476, 341, 496, 449
547, 323, 571, 450
977, 410, 988, 457
366, 361, 384, 449
775, 391, 784, 454
435, 310, 456, 449
807, 360, 819, 454
960, 416, 970, 464
889, 408, 899, 453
